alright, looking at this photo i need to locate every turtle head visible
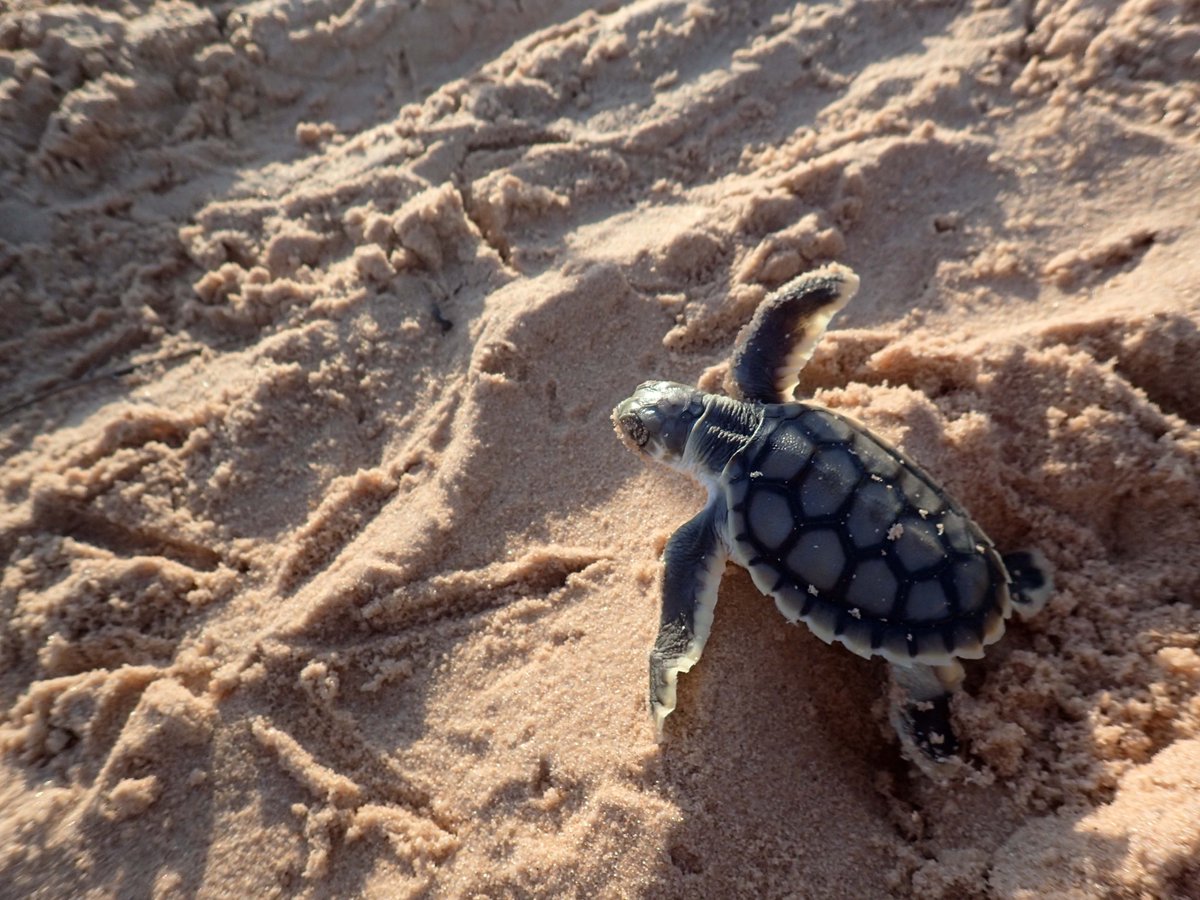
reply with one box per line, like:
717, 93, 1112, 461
613, 381, 706, 465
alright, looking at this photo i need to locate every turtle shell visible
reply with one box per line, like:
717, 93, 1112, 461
724, 402, 1013, 667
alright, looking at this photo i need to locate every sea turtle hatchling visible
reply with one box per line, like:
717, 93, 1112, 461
612, 264, 1052, 772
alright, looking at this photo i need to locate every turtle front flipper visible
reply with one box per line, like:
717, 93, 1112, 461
730, 264, 860, 403
889, 661, 965, 773
650, 500, 728, 739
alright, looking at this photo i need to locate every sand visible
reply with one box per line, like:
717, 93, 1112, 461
1, 0, 1199, 896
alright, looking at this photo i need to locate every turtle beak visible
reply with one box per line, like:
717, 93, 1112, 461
613, 399, 650, 452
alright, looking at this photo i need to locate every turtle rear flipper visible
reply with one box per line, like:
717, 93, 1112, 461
903, 694, 959, 760
890, 662, 966, 773
729, 264, 859, 404
1002, 550, 1054, 619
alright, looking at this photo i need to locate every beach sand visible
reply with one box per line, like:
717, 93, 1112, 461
1, 0, 1199, 896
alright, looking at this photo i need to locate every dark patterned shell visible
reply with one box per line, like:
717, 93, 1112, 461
724, 402, 1012, 667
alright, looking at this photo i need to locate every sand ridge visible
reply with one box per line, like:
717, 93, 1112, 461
1, 0, 1199, 896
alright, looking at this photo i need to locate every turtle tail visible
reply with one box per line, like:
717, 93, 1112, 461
1002, 549, 1054, 620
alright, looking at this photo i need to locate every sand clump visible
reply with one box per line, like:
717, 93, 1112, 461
2, 0, 1199, 896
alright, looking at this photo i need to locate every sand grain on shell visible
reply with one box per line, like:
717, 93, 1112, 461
2, 0, 1199, 896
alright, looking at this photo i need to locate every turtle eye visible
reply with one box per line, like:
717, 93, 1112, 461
620, 413, 649, 448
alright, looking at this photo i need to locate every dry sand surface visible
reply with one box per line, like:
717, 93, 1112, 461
2, 0, 1199, 896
